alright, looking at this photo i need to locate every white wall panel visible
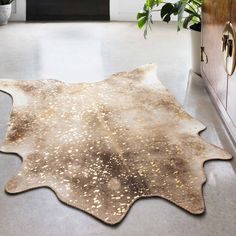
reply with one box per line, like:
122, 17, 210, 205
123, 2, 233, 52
10, 0, 26, 21
110, 0, 176, 21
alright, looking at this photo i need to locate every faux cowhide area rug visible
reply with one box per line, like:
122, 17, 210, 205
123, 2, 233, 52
0, 65, 232, 225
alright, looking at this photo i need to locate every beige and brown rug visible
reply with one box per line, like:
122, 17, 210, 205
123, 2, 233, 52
0, 65, 232, 224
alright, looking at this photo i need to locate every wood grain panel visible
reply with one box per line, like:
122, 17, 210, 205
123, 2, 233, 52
26, 0, 110, 21
227, 0, 236, 128
202, 0, 231, 108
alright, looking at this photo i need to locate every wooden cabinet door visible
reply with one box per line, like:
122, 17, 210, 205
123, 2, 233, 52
202, 0, 231, 108
227, 0, 236, 127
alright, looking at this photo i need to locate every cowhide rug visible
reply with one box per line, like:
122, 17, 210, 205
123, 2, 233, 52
0, 65, 232, 225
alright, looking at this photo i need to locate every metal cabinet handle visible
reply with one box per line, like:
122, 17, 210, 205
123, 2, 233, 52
222, 34, 229, 52
201, 46, 208, 64
222, 22, 236, 76
227, 39, 233, 57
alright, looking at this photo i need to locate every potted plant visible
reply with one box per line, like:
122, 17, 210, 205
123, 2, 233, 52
0, 0, 14, 26
137, 0, 202, 75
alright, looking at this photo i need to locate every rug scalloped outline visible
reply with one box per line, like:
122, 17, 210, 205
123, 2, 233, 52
0, 64, 232, 225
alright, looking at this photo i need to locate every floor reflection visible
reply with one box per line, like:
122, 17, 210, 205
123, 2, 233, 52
184, 70, 236, 171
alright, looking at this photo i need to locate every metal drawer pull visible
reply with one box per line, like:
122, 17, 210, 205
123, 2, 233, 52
227, 39, 233, 57
222, 22, 236, 76
222, 34, 229, 52
201, 46, 208, 64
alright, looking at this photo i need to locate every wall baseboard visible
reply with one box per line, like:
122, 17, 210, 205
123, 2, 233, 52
110, 12, 162, 21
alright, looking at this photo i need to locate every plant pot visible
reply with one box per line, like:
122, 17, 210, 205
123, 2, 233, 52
191, 29, 201, 75
0, 4, 12, 26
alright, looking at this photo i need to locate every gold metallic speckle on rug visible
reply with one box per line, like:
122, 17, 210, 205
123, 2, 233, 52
0, 64, 232, 225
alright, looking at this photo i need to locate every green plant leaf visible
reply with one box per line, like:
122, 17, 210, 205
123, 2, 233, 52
160, 3, 174, 18
137, 12, 147, 20
138, 16, 148, 29
183, 15, 194, 29
163, 14, 171, 23
146, 0, 155, 8
192, 0, 202, 7
184, 8, 197, 16
172, 2, 180, 15
177, 1, 187, 31
137, 0, 202, 34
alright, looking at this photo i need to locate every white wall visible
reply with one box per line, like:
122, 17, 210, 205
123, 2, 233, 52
110, 0, 145, 21
10, 0, 26, 21
10, 0, 174, 22
110, 0, 176, 21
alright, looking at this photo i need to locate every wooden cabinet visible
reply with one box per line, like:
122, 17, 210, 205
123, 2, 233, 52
202, 0, 236, 142
202, 0, 231, 108
228, 0, 236, 126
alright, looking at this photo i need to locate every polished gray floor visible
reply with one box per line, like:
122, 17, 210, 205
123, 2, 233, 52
0, 22, 235, 236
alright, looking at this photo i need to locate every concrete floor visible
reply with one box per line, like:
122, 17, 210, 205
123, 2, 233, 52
0, 22, 235, 236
